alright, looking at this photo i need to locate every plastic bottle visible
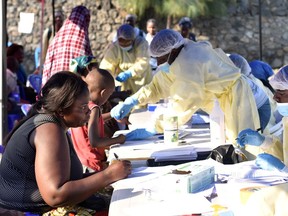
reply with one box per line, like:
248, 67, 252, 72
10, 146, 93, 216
209, 99, 225, 147
163, 98, 179, 145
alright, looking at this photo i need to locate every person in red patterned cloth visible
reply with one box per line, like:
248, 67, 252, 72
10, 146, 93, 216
42, 5, 92, 86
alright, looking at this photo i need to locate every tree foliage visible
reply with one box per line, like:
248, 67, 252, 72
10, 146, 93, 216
115, 0, 236, 19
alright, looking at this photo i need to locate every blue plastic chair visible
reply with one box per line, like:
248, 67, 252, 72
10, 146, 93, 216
28, 74, 42, 94
0, 145, 4, 154
21, 104, 32, 116
25, 212, 40, 216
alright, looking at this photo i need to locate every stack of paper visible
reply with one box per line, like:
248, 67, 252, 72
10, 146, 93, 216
151, 145, 197, 162
211, 159, 288, 186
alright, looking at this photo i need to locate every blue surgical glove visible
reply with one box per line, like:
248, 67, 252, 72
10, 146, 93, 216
116, 71, 132, 82
255, 153, 286, 172
125, 128, 156, 141
236, 128, 265, 147
110, 96, 139, 120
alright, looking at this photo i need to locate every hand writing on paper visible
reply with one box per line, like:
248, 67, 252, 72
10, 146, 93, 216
108, 159, 132, 180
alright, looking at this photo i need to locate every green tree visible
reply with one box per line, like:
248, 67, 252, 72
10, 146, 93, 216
115, 0, 236, 28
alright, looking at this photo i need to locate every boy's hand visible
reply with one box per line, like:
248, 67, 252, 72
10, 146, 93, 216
116, 117, 131, 125
115, 134, 126, 144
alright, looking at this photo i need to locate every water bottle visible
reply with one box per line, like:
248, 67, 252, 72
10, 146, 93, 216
209, 99, 225, 147
163, 98, 179, 145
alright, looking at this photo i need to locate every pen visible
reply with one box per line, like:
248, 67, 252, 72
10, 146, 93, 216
114, 153, 119, 160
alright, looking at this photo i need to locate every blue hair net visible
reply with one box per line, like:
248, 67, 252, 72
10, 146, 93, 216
149, 29, 184, 57
228, 53, 251, 76
117, 24, 135, 40
269, 65, 288, 90
249, 60, 274, 81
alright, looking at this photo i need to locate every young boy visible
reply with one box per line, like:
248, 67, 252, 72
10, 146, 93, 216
70, 68, 126, 172
70, 55, 131, 137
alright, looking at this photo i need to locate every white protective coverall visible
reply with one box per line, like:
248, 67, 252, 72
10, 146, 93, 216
134, 40, 261, 158
100, 36, 152, 94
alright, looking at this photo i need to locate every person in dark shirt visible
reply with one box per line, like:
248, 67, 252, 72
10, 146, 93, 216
7, 43, 37, 103
178, 17, 196, 42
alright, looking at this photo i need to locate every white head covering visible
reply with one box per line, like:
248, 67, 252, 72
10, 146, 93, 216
269, 65, 288, 90
149, 29, 185, 57
117, 24, 135, 40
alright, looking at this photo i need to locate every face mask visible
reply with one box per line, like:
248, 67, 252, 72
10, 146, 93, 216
155, 51, 172, 73
156, 62, 170, 73
120, 45, 133, 52
277, 102, 288, 116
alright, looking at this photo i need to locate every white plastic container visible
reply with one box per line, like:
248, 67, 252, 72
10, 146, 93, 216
163, 98, 179, 145
174, 163, 215, 193
209, 99, 225, 147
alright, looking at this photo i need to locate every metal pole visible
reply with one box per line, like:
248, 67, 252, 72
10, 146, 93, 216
39, 0, 45, 74
1, 0, 8, 139
52, 0, 55, 36
259, 0, 262, 60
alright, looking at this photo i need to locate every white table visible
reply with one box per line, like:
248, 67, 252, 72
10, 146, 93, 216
108, 108, 288, 216
108, 127, 213, 167
107, 107, 213, 167
109, 159, 288, 216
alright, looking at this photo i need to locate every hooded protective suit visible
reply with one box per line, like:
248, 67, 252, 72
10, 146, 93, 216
100, 25, 152, 95
135, 40, 261, 157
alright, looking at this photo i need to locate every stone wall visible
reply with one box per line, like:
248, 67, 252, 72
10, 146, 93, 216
6, 0, 124, 73
6, 0, 288, 74
193, 0, 288, 69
